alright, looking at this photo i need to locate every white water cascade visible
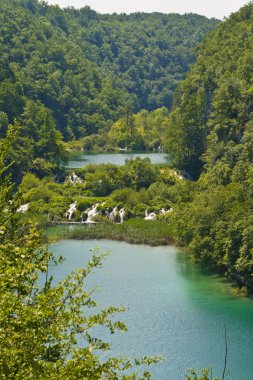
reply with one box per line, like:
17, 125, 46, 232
160, 208, 173, 215
68, 172, 83, 184
119, 208, 125, 224
85, 204, 99, 223
65, 201, 77, 220
17, 203, 29, 213
173, 169, 192, 181
109, 207, 118, 223
144, 210, 156, 221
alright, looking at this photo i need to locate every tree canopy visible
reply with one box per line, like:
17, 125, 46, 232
166, 3, 253, 292
0, 0, 218, 141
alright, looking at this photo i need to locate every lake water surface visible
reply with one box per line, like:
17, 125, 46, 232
50, 239, 253, 380
67, 151, 171, 168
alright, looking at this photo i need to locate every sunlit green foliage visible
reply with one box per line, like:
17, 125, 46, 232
185, 369, 220, 380
166, 3, 253, 179
107, 107, 170, 150
0, 0, 218, 179
168, 3, 253, 292
20, 158, 179, 223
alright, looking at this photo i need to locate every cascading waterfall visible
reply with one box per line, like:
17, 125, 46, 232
63, 202, 173, 224
160, 208, 173, 215
119, 208, 125, 224
109, 207, 118, 223
85, 204, 99, 223
68, 172, 83, 184
144, 210, 156, 220
65, 202, 77, 220
17, 203, 29, 213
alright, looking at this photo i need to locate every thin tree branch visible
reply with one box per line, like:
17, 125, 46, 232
221, 324, 228, 380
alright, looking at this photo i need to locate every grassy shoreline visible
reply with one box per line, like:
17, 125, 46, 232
49, 219, 176, 246
47, 221, 253, 296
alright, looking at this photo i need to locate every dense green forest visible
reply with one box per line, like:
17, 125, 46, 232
166, 3, 253, 292
0, 0, 218, 136
0, 0, 218, 178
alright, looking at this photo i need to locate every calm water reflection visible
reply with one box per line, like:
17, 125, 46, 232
67, 151, 171, 168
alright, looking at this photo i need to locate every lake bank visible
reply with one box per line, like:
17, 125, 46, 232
47, 219, 177, 246
46, 221, 252, 297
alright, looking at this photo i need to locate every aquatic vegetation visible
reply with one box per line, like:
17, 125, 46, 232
65, 219, 176, 246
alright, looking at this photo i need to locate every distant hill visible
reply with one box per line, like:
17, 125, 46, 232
0, 0, 219, 140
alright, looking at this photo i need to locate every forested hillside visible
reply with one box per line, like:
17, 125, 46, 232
64, 9, 218, 113
0, 0, 218, 140
167, 3, 253, 292
166, 3, 253, 178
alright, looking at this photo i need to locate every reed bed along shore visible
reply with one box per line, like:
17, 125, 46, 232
52, 219, 176, 246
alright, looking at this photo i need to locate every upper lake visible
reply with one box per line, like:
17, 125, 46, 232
67, 151, 171, 168
50, 239, 253, 380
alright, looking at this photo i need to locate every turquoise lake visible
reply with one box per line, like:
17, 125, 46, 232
67, 151, 171, 168
50, 239, 253, 380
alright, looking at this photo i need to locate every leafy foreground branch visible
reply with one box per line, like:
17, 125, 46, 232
186, 369, 220, 380
0, 238, 160, 379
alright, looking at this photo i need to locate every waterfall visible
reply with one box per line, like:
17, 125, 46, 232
144, 210, 156, 220
109, 207, 118, 223
119, 208, 125, 224
17, 203, 29, 213
65, 201, 77, 220
68, 172, 83, 184
85, 204, 99, 223
160, 208, 174, 215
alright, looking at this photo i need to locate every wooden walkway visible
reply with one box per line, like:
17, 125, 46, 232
52, 221, 99, 225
